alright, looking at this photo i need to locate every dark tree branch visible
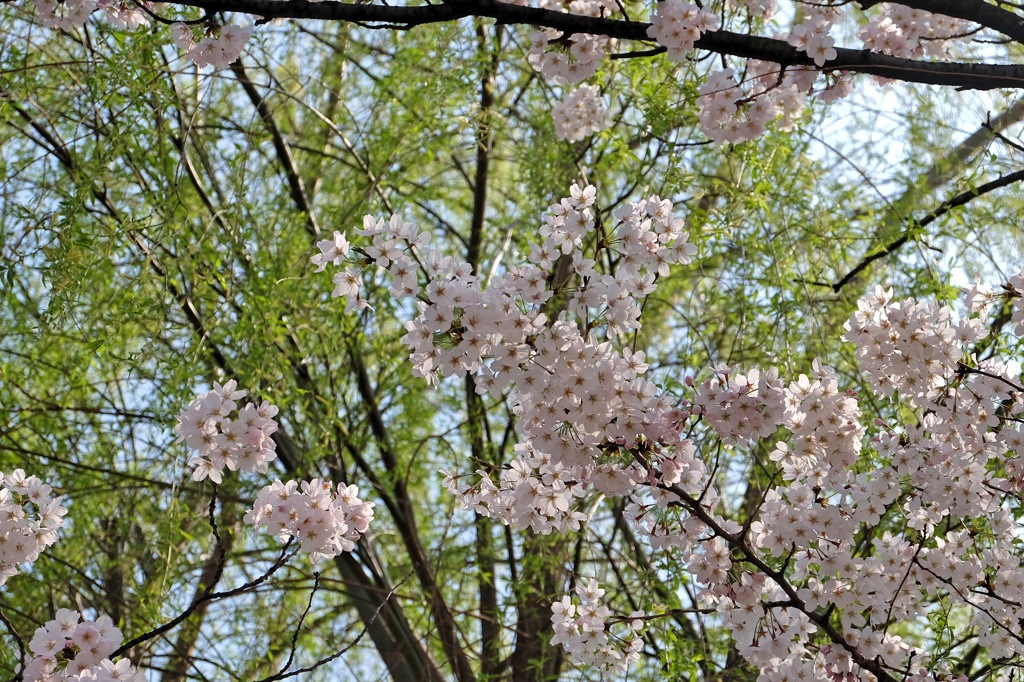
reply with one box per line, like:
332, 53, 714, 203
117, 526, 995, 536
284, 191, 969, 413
832, 167, 1024, 292
230, 59, 322, 239
151, 0, 1024, 89
810, 98, 1024, 298
0, 607, 25, 682
659, 480, 899, 682
113, 488, 232, 658
466, 17, 503, 680
161, 503, 238, 682
347, 342, 477, 682
255, 573, 413, 682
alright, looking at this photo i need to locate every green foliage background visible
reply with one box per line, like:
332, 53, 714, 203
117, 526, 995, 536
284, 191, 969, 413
1, 2, 1023, 680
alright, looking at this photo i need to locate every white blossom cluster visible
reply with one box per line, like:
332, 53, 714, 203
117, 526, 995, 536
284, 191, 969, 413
786, 6, 839, 67
961, 276, 1024, 347
310, 173, 1024, 677
526, 29, 609, 84
501, 0, 616, 12
22, 609, 142, 682
781, 360, 865, 473
244, 479, 375, 562
319, 184, 697, 541
857, 3, 973, 59
695, 65, 812, 144
312, 230, 372, 312
32, 0, 149, 32
29, 0, 249, 67
622, 481, 722, 554
727, 0, 777, 19
175, 380, 280, 484
551, 84, 610, 141
1008, 271, 1024, 335
550, 579, 644, 675
521, 0, 616, 84
312, 230, 351, 272
0, 469, 67, 586
444, 442, 590, 535
98, 0, 150, 30
303, 168, 1024, 677
33, 0, 97, 30
730, 287, 1024, 680
171, 22, 254, 70
843, 286, 977, 408
646, 0, 720, 62
694, 367, 786, 444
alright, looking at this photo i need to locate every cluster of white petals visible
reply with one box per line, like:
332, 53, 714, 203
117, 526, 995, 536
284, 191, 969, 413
33, 0, 97, 30
527, 28, 609, 84
780, 360, 865, 473
728, 0, 777, 20
312, 231, 351, 271
22, 610, 142, 682
171, 23, 254, 70
316, 186, 1024, 677
244, 479, 375, 562
444, 442, 591, 535
696, 59, 851, 143
522, 0, 616, 84
646, 0, 720, 61
728, 286, 1024, 680
0, 469, 67, 586
843, 286, 975, 407
695, 367, 786, 444
32, 0, 149, 31
550, 579, 644, 674
505, 0, 617, 12
97, 0, 149, 30
319, 184, 697, 547
787, 7, 839, 66
175, 380, 280, 484
857, 4, 973, 59
1008, 269, 1024, 335
551, 84, 610, 141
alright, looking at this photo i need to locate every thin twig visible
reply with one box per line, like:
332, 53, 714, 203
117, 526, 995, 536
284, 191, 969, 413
0, 607, 25, 682
256, 573, 412, 682
272, 572, 321, 678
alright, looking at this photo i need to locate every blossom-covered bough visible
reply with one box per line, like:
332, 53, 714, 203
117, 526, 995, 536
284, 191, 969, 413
20, 0, 1024, 139
1, 382, 373, 681
10, 0, 1024, 680
311, 182, 1024, 680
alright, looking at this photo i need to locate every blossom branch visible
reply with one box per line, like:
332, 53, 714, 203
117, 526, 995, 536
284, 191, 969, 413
152, 0, 1024, 89
858, 0, 1024, 44
662, 481, 900, 682
206, 540, 297, 601
912, 559, 1024, 648
956, 362, 1024, 393
112, 539, 298, 657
